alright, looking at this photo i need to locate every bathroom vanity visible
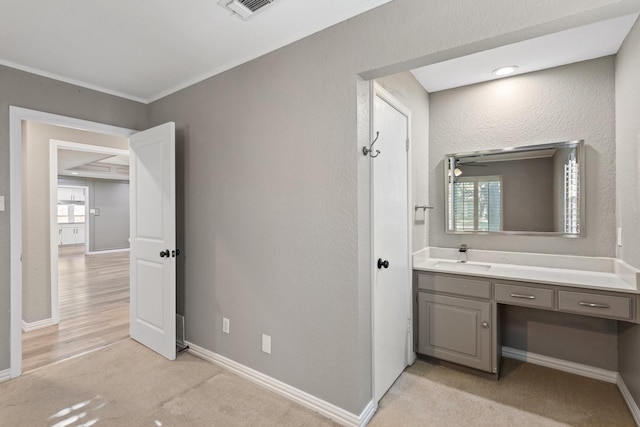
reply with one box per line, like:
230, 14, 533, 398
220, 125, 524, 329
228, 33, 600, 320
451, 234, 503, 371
413, 252, 640, 376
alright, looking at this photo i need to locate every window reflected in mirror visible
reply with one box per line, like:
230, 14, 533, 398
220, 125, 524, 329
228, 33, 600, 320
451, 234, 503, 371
445, 140, 584, 236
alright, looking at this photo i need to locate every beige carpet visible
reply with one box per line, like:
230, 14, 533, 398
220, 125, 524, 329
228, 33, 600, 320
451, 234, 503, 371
1, 339, 337, 427
371, 358, 635, 427
0, 339, 635, 426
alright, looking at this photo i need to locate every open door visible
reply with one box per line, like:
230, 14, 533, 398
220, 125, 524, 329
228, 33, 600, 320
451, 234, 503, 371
129, 122, 176, 360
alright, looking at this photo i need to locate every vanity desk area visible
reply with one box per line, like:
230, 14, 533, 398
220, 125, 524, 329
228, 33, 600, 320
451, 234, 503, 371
412, 248, 640, 377
415, 139, 640, 377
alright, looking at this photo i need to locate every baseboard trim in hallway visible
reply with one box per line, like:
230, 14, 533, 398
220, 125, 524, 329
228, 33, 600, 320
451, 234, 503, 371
186, 341, 373, 427
21, 318, 55, 332
0, 369, 10, 383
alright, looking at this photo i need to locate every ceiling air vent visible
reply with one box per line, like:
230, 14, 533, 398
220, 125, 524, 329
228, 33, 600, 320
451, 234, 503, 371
218, 0, 275, 20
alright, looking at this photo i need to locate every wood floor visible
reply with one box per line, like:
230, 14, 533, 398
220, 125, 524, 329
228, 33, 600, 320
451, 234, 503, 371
21, 244, 130, 372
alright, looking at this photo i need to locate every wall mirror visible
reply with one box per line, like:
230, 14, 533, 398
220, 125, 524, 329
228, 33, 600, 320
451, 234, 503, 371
445, 140, 584, 236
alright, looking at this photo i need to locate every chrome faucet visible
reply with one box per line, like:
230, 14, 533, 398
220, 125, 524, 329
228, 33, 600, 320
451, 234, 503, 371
459, 244, 468, 263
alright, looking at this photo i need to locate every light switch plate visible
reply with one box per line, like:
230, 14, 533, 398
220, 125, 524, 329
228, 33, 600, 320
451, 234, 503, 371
262, 334, 271, 354
0, 196, 4, 212
617, 227, 623, 247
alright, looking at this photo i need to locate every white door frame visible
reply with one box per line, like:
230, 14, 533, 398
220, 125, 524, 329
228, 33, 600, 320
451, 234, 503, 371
369, 82, 413, 402
49, 140, 130, 325
9, 106, 136, 378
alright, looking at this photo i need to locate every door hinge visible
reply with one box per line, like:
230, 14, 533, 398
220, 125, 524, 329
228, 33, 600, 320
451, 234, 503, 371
406, 138, 410, 152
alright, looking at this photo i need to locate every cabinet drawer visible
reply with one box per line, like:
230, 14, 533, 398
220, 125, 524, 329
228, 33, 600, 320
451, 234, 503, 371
495, 283, 554, 309
558, 291, 632, 320
417, 273, 491, 299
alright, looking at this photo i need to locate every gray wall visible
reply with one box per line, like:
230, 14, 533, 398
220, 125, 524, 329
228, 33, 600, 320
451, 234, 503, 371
615, 16, 640, 408
501, 306, 618, 370
429, 56, 616, 256
59, 177, 130, 252
21, 121, 129, 323
147, 0, 629, 414
376, 72, 430, 251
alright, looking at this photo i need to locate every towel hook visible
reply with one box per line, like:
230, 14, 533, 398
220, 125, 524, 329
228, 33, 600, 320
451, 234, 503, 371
362, 131, 381, 158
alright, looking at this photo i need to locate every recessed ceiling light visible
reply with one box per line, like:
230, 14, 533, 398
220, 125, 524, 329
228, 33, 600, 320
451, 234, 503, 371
71, 171, 79, 175
493, 66, 518, 76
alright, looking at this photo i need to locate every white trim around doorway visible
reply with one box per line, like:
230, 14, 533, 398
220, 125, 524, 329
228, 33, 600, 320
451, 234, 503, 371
9, 106, 136, 379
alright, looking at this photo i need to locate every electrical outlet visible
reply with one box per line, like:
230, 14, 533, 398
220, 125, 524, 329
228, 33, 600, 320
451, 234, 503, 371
222, 317, 230, 334
262, 334, 271, 354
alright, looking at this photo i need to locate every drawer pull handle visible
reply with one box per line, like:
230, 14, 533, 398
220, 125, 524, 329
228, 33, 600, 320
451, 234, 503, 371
579, 302, 610, 309
510, 293, 536, 299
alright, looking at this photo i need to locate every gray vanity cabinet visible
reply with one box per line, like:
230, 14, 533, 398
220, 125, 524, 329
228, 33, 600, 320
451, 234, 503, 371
415, 267, 639, 377
415, 272, 495, 373
417, 293, 492, 372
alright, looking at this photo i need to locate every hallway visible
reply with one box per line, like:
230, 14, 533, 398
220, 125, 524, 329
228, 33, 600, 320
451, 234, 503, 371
21, 245, 129, 372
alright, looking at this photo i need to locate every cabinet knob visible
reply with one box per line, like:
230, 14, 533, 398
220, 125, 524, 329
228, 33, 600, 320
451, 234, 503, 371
482, 322, 489, 329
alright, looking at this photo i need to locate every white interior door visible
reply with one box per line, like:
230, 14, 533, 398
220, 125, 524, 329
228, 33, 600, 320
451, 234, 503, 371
130, 122, 176, 361
373, 85, 411, 402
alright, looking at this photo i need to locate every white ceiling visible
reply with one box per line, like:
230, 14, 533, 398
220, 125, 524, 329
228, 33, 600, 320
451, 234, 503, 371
0, 0, 391, 103
3, 3, 637, 103
58, 149, 130, 180
411, 14, 639, 93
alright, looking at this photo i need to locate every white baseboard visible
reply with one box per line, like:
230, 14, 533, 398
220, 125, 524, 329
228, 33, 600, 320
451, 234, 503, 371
502, 346, 618, 383
617, 375, 640, 426
87, 248, 130, 255
186, 341, 373, 427
21, 318, 55, 332
0, 369, 10, 383
359, 400, 377, 426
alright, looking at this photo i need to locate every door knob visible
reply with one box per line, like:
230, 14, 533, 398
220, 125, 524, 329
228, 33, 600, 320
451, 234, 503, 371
377, 258, 389, 269
172, 249, 181, 257
160, 249, 170, 258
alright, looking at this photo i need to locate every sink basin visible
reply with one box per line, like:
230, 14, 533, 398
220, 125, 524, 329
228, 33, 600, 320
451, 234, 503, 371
434, 261, 491, 273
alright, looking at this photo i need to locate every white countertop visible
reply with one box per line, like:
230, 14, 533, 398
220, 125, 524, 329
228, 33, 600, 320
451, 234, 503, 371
413, 249, 640, 294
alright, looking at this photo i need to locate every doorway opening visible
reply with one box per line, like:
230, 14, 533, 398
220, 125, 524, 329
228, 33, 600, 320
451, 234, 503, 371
9, 107, 137, 378
21, 137, 132, 373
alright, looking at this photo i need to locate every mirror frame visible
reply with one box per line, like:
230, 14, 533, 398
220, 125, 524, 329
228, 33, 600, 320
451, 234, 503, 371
444, 140, 585, 237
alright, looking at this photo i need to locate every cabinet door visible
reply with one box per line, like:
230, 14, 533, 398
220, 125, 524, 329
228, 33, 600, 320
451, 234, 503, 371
417, 292, 492, 372
60, 227, 76, 245
75, 226, 86, 244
